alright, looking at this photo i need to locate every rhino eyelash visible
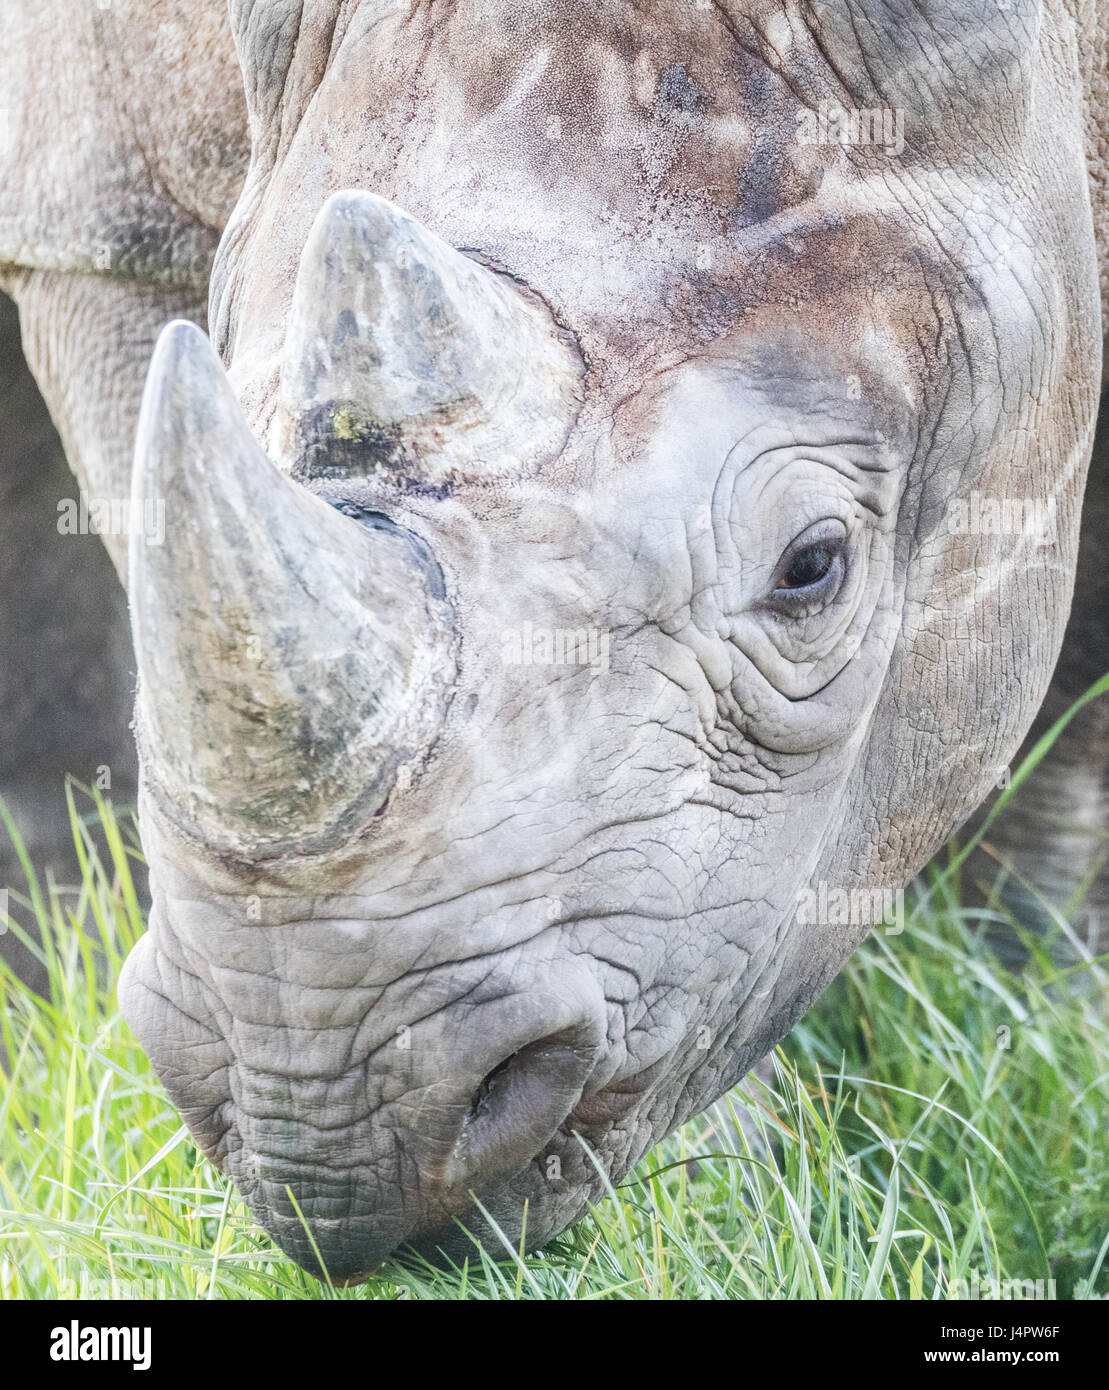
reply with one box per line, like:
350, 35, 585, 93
332, 501, 399, 533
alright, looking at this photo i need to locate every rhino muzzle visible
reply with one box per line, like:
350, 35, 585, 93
241, 968, 608, 1282
120, 907, 612, 1281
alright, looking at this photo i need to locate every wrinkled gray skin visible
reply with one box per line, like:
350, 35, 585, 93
2, 1, 1108, 1280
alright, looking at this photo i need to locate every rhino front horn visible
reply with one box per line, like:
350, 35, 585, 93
277, 190, 583, 481
129, 320, 456, 856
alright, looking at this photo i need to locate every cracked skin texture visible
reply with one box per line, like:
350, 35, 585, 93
1, 2, 1108, 1276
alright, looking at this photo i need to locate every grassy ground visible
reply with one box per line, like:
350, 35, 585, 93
1, 705, 1107, 1299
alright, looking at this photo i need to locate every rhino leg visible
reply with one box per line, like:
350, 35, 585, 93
0, 288, 138, 990
971, 390, 1109, 956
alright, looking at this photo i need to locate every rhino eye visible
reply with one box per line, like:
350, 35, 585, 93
767, 524, 848, 612
778, 542, 836, 590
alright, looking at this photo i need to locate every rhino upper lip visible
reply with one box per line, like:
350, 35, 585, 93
563, 1064, 660, 1129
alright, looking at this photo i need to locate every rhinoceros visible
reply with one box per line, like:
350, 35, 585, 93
1, 0, 1107, 1280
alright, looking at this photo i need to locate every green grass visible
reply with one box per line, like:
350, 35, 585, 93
1, 701, 1107, 1300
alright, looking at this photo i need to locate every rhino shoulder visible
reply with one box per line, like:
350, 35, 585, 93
0, 0, 248, 287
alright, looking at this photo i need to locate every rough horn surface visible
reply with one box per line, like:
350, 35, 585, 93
130, 319, 456, 857
276, 190, 583, 483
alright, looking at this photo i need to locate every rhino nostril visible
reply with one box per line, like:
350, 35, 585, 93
467, 1051, 519, 1123
441, 1025, 600, 1193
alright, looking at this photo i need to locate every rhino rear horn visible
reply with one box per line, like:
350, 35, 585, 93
130, 320, 455, 856
277, 190, 582, 480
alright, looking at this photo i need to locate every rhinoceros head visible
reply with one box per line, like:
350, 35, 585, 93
118, 0, 1100, 1279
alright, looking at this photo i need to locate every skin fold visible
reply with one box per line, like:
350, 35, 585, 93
0, 1, 1106, 1278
